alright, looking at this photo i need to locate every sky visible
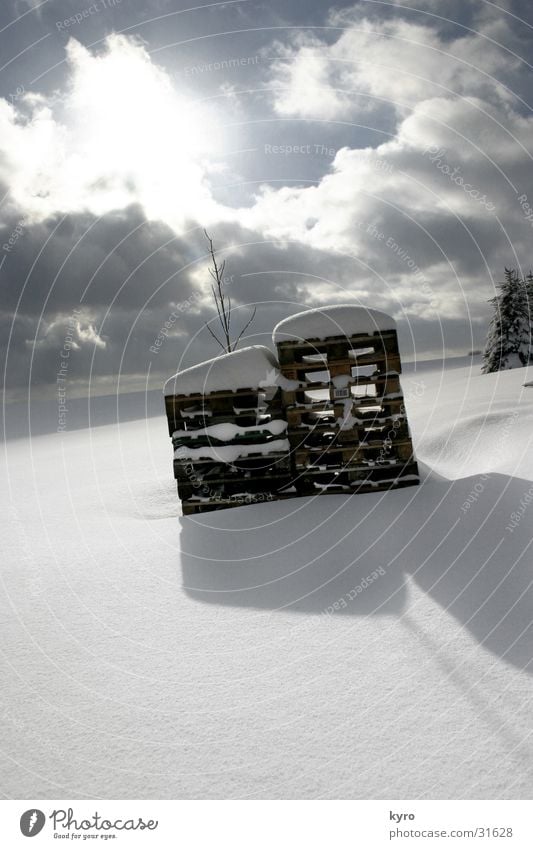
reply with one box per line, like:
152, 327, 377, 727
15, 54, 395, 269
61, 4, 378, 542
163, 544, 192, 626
1, 0, 533, 399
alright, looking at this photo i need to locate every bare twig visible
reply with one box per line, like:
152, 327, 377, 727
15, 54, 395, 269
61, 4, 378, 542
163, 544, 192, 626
203, 231, 256, 354
233, 305, 257, 348
204, 320, 226, 352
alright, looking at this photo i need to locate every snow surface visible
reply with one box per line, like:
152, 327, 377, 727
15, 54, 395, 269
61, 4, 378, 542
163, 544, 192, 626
164, 345, 279, 396
1, 359, 533, 799
272, 304, 395, 344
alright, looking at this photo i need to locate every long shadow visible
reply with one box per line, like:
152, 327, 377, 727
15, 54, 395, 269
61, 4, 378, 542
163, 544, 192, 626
402, 472, 533, 674
181, 469, 533, 673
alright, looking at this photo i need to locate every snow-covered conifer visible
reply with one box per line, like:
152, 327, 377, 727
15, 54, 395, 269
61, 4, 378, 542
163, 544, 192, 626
482, 268, 530, 372
525, 270, 533, 364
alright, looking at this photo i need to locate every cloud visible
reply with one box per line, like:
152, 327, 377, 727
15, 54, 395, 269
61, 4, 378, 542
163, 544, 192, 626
238, 8, 533, 323
0, 201, 492, 399
32, 314, 106, 351
269, 37, 355, 120
0, 33, 229, 232
267, 12, 524, 122
1, 206, 365, 395
2, 9, 533, 397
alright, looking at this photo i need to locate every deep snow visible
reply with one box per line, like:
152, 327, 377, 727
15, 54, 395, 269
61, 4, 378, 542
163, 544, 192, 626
1, 359, 533, 799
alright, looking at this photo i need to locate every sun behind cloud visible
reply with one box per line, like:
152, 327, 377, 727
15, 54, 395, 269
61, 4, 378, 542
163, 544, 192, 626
0, 34, 228, 230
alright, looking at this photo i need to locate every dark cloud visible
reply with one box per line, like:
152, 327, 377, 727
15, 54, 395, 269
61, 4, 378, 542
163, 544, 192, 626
0, 208, 371, 394
1, 203, 489, 400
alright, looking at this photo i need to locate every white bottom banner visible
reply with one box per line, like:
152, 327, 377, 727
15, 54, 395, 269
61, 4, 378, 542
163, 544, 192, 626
1, 800, 532, 847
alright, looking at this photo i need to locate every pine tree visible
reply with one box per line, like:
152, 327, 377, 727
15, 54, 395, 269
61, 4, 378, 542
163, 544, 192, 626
482, 268, 531, 373
525, 270, 533, 364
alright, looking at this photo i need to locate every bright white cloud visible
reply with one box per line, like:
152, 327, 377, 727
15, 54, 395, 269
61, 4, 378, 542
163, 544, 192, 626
270, 38, 354, 120
0, 34, 230, 230
31, 313, 107, 350
237, 91, 533, 319
232, 10, 533, 322
268, 14, 523, 121
243, 92, 531, 246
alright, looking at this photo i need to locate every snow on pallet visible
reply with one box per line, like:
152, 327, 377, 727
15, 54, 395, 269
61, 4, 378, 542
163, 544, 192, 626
164, 344, 280, 397
272, 304, 397, 344
272, 305, 419, 495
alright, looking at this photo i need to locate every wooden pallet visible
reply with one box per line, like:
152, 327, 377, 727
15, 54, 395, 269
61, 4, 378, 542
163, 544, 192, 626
181, 486, 296, 515
172, 428, 287, 452
276, 329, 399, 366
290, 436, 415, 461
177, 471, 292, 501
165, 375, 294, 512
279, 358, 400, 380
286, 419, 411, 443
290, 460, 420, 495
292, 446, 417, 472
165, 385, 281, 437
280, 390, 401, 408
284, 401, 404, 420
274, 324, 419, 497
179, 465, 295, 514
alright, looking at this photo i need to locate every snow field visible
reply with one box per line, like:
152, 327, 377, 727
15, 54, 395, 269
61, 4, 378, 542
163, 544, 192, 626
1, 360, 532, 798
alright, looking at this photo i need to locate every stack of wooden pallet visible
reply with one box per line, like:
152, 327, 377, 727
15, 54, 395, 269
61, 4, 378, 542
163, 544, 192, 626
272, 305, 419, 495
164, 346, 292, 514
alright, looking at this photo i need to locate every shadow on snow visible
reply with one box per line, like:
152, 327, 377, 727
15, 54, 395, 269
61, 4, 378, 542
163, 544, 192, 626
180, 465, 533, 674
